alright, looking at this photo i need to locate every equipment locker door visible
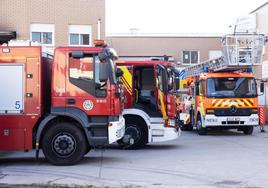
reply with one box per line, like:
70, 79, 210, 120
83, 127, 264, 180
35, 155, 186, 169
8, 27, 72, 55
0, 64, 24, 114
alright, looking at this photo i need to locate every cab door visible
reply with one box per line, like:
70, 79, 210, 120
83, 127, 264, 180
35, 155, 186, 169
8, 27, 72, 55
66, 52, 111, 115
155, 65, 168, 120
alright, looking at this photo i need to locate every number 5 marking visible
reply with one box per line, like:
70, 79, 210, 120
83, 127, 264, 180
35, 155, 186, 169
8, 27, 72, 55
15, 101, 21, 109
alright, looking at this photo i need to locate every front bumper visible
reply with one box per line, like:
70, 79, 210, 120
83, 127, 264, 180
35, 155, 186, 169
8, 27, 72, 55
150, 119, 181, 143
108, 115, 125, 144
204, 114, 259, 127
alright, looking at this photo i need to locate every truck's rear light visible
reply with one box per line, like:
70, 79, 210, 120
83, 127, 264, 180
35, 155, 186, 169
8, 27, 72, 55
94, 40, 105, 47
2, 48, 10, 53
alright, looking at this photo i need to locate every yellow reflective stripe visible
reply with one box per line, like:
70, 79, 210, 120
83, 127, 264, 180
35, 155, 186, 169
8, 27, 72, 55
185, 115, 190, 124
214, 99, 223, 107
243, 99, 252, 107
119, 66, 132, 95
121, 77, 132, 95
230, 99, 240, 108
0, 56, 27, 60
236, 99, 244, 107
158, 89, 168, 120
212, 99, 217, 106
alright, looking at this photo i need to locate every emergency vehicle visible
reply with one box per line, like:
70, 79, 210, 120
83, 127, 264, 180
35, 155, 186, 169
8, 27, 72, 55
116, 60, 180, 148
0, 40, 125, 165
178, 33, 266, 135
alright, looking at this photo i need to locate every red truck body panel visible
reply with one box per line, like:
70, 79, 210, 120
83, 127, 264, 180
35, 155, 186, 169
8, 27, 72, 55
0, 46, 46, 150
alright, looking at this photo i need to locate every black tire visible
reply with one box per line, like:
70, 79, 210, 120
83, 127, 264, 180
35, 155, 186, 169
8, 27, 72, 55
196, 116, 207, 135
243, 126, 254, 135
117, 116, 148, 149
41, 122, 87, 165
187, 124, 194, 131
181, 124, 193, 131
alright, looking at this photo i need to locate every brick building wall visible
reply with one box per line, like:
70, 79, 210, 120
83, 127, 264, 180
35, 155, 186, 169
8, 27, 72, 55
0, 0, 105, 46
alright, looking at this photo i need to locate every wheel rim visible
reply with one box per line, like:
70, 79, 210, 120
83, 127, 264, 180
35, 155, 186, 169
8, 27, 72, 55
52, 132, 76, 158
197, 120, 202, 130
122, 125, 141, 145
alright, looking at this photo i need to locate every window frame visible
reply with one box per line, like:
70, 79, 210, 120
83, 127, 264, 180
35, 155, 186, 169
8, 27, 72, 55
68, 25, 92, 46
181, 50, 200, 64
68, 53, 107, 98
69, 33, 91, 46
30, 24, 54, 46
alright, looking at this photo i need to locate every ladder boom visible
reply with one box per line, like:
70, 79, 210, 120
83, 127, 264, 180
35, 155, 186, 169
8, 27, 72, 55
184, 33, 266, 77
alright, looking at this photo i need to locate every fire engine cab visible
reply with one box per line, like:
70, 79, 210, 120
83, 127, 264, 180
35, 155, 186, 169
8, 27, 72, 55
178, 33, 266, 135
0, 40, 125, 165
116, 60, 180, 148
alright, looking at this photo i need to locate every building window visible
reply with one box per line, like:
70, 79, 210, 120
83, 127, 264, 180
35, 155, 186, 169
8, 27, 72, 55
182, 50, 199, 64
209, 50, 222, 60
69, 33, 90, 45
69, 25, 92, 46
32, 32, 52, 44
30, 24, 54, 46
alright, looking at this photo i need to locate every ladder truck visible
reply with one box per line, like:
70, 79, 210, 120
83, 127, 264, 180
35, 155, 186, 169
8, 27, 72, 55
0, 40, 125, 165
179, 33, 266, 135
116, 60, 180, 149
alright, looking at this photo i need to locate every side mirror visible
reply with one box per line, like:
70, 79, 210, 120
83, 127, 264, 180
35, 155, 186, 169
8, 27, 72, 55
260, 82, 264, 93
98, 47, 118, 62
116, 67, 124, 77
71, 51, 84, 58
99, 62, 109, 82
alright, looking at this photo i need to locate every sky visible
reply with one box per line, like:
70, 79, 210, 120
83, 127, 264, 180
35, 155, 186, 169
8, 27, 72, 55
106, 0, 268, 36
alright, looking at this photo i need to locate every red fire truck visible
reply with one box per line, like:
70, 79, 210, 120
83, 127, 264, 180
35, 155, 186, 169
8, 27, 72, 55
116, 60, 180, 148
0, 41, 125, 165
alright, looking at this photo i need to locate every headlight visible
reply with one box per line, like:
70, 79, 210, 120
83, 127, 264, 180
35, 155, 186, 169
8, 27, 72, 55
249, 118, 258, 122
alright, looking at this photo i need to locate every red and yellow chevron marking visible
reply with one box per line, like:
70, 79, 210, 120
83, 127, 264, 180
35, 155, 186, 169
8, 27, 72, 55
212, 99, 254, 108
198, 96, 206, 115
118, 66, 132, 95
185, 114, 190, 124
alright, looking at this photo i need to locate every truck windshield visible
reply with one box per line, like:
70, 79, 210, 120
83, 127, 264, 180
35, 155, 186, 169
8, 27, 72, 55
206, 77, 257, 98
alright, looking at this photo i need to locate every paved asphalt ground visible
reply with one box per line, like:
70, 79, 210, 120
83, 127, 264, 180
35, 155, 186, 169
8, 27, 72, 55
0, 127, 268, 188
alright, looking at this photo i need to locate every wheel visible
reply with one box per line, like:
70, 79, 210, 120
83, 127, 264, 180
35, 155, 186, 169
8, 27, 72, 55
243, 126, 254, 135
181, 124, 193, 131
41, 122, 87, 165
196, 116, 207, 135
117, 116, 147, 149
187, 124, 194, 131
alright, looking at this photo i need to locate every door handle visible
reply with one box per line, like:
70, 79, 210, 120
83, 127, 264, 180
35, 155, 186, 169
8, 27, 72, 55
66, 98, 76, 104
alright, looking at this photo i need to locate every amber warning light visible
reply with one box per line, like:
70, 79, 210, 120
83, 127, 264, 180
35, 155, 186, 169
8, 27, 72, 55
94, 40, 106, 47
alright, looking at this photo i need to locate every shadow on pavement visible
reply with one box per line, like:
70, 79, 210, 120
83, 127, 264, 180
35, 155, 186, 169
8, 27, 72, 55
182, 129, 251, 136
0, 155, 122, 166
107, 143, 180, 150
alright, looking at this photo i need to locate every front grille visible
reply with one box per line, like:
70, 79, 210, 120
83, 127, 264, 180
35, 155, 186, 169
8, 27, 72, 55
214, 108, 252, 116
